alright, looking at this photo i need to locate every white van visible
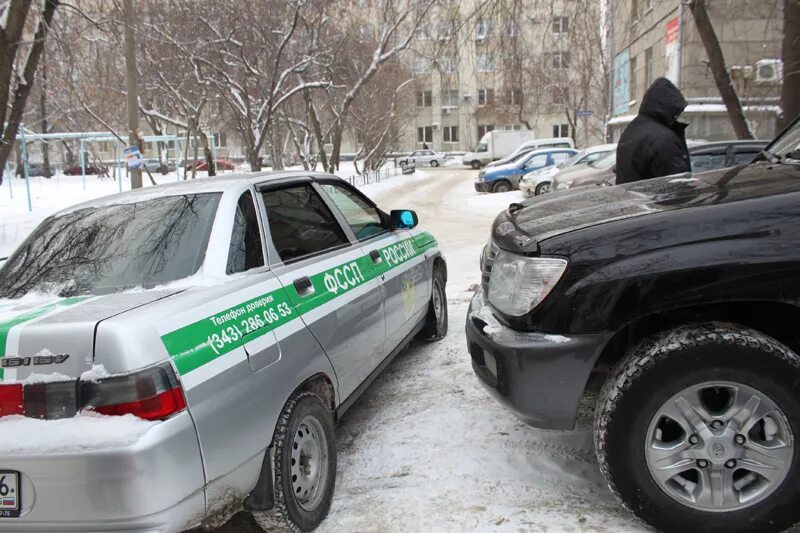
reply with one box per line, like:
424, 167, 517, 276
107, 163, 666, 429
462, 130, 537, 169
484, 137, 577, 169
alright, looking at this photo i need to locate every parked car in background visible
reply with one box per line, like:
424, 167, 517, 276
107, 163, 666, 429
142, 159, 177, 174
398, 150, 447, 168
462, 130, 539, 169
484, 137, 578, 170
63, 163, 108, 176
475, 148, 577, 193
552, 151, 617, 191
0, 170, 447, 533
520, 143, 616, 197
467, 116, 800, 533
689, 140, 769, 172
14, 163, 52, 178
184, 158, 236, 172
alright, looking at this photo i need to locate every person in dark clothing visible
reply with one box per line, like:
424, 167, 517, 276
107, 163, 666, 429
616, 77, 691, 184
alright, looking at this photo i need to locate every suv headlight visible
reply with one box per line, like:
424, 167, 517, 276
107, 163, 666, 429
488, 251, 567, 316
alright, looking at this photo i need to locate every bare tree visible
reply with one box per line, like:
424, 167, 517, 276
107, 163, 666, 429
689, 0, 754, 139
780, 0, 800, 129
0, 0, 60, 184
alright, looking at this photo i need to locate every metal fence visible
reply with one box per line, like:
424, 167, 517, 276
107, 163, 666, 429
345, 166, 403, 187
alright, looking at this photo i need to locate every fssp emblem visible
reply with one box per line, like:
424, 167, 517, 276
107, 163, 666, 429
0, 354, 70, 367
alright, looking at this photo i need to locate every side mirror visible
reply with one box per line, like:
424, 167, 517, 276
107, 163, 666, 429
391, 209, 418, 229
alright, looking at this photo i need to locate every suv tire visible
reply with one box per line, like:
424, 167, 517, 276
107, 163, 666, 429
595, 323, 800, 533
253, 392, 336, 532
422, 266, 448, 341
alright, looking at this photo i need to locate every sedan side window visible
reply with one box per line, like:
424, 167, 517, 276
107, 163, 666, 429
524, 154, 548, 169
261, 184, 349, 263
551, 152, 571, 165
320, 183, 387, 241
690, 149, 727, 172
227, 190, 265, 274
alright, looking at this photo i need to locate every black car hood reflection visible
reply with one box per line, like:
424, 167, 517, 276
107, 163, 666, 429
493, 161, 800, 253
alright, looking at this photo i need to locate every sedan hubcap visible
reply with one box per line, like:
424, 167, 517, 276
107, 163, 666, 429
290, 415, 329, 511
645, 381, 793, 512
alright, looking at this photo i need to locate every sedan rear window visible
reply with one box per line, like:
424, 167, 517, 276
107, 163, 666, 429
0, 193, 220, 298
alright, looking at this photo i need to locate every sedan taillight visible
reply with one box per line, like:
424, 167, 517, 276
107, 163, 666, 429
0, 361, 186, 421
81, 362, 186, 421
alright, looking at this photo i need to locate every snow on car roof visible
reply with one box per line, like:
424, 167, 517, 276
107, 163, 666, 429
52, 170, 334, 215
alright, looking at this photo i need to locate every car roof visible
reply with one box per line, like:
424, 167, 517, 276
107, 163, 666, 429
689, 140, 769, 152
582, 143, 617, 153
53, 170, 340, 215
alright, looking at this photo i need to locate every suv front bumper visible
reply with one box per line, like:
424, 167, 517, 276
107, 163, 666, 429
466, 291, 610, 430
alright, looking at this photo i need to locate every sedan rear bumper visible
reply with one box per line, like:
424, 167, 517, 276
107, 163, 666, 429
0, 412, 205, 533
465, 291, 610, 430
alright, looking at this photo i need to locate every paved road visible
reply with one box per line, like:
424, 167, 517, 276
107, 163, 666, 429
203, 168, 643, 532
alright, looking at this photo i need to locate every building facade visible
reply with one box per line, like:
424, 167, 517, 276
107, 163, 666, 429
608, 0, 784, 141
399, 0, 608, 153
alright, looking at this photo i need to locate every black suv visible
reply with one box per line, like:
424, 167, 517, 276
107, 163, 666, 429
467, 117, 800, 533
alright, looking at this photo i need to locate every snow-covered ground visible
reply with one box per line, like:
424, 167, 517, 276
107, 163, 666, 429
204, 168, 643, 532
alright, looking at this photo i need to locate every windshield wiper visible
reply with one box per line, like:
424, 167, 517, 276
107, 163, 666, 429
760, 149, 783, 164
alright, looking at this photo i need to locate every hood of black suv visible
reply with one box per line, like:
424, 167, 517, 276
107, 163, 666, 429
493, 161, 800, 253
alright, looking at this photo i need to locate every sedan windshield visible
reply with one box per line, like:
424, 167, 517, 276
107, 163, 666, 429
0, 193, 220, 298
589, 151, 617, 170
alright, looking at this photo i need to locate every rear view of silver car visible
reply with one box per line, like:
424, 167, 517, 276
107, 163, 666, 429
0, 171, 447, 532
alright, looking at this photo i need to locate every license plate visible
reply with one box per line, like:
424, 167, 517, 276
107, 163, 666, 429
0, 471, 20, 518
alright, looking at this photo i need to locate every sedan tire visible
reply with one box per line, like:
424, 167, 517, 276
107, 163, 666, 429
422, 266, 448, 341
534, 182, 551, 195
253, 392, 336, 532
430, 160, 440, 168
595, 323, 800, 533
492, 181, 511, 193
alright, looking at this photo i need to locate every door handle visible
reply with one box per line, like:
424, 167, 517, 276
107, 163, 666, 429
293, 276, 314, 297
369, 250, 382, 264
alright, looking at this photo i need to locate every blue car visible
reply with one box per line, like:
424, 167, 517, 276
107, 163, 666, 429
474, 148, 578, 193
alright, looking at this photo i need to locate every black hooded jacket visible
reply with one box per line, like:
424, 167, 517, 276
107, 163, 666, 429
616, 77, 691, 184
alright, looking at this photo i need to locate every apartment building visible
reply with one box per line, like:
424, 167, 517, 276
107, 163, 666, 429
608, 0, 784, 141
401, 0, 607, 153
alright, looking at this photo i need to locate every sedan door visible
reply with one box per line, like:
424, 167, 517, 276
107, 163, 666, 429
258, 180, 386, 401
317, 180, 430, 358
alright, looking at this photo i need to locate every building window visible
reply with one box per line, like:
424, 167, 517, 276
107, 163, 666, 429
438, 20, 454, 40
630, 55, 638, 102
414, 57, 432, 75
478, 88, 495, 106
506, 88, 523, 106
443, 126, 459, 143
552, 86, 564, 104
439, 55, 457, 73
478, 124, 494, 138
645, 47, 653, 87
552, 16, 569, 34
415, 23, 430, 40
552, 52, 570, 69
417, 126, 433, 144
213, 132, 227, 148
416, 90, 432, 107
442, 90, 459, 108
477, 54, 495, 72
475, 18, 492, 41
553, 124, 570, 138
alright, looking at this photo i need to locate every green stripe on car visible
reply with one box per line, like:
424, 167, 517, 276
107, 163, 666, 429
0, 296, 89, 381
161, 234, 437, 376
